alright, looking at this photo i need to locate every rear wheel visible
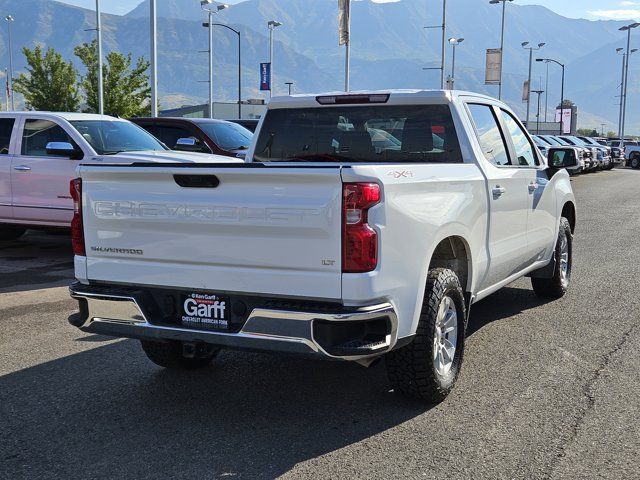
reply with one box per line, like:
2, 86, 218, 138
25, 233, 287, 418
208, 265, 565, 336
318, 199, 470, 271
0, 226, 26, 241
631, 154, 640, 169
531, 217, 572, 298
141, 340, 219, 369
386, 268, 466, 403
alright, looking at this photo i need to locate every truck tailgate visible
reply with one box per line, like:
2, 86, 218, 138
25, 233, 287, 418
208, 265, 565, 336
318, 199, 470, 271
80, 165, 343, 300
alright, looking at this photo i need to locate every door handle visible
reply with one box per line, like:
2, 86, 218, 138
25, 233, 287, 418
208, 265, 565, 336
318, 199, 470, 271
13, 165, 31, 171
492, 186, 506, 198
528, 182, 538, 193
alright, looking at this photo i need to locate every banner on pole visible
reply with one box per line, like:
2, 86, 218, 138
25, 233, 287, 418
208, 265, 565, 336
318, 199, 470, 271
522, 80, 530, 102
338, 0, 350, 46
485, 48, 502, 85
555, 108, 572, 134
260, 62, 271, 91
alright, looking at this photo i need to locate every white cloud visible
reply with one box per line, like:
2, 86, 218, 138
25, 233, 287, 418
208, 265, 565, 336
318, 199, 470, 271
587, 9, 640, 19
620, 1, 640, 6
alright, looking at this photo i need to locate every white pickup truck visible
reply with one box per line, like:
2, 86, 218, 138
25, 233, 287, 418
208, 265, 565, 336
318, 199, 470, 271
69, 90, 577, 403
0, 112, 237, 240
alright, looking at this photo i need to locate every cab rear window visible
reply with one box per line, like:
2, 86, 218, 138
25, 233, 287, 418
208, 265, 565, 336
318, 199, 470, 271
253, 105, 462, 163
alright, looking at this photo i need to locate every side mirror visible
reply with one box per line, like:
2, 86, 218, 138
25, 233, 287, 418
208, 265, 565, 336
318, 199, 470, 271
175, 137, 207, 153
548, 148, 577, 169
46, 142, 83, 160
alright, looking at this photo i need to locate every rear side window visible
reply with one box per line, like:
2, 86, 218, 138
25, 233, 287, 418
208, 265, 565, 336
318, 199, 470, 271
21, 119, 76, 157
253, 105, 462, 163
0, 118, 14, 154
467, 104, 510, 166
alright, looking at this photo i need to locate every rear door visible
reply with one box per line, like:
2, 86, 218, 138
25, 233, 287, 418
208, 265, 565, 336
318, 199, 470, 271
0, 118, 16, 220
466, 103, 532, 290
81, 165, 344, 300
11, 118, 82, 225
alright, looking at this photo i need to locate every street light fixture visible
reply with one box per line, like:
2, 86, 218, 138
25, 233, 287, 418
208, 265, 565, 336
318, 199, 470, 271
267, 20, 282, 98
447, 37, 464, 90
5, 14, 14, 110
522, 41, 545, 127
618, 22, 639, 140
285, 81, 293, 95
201, 1, 229, 118
537, 58, 565, 134
489, 0, 514, 100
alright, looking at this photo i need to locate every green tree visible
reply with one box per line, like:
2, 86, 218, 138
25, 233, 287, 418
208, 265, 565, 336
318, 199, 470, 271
74, 40, 152, 117
13, 45, 80, 111
576, 128, 598, 137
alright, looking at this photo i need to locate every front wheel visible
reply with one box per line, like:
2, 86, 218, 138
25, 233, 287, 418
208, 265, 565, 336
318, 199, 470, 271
385, 268, 466, 403
631, 155, 640, 169
531, 217, 572, 298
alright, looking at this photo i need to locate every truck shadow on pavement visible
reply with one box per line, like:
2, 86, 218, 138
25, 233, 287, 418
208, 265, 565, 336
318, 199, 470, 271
0, 339, 429, 479
0, 230, 74, 294
0, 285, 550, 479
467, 284, 554, 336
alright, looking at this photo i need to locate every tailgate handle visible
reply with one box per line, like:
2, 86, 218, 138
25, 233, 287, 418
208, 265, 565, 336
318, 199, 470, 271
173, 174, 220, 188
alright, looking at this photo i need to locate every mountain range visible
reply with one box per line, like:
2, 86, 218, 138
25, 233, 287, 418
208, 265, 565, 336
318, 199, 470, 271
0, 0, 635, 132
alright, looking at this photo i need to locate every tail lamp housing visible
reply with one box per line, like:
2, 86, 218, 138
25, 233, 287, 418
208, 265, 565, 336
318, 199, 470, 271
342, 183, 381, 273
70, 178, 85, 256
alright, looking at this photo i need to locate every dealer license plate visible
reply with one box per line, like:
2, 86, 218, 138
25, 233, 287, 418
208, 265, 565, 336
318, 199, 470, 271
180, 292, 230, 330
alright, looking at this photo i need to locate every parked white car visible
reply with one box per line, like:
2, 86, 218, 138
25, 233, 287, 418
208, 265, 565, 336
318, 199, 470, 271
68, 90, 577, 403
0, 112, 239, 240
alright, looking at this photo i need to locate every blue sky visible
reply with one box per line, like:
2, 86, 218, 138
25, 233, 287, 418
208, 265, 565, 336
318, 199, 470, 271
57, 0, 640, 21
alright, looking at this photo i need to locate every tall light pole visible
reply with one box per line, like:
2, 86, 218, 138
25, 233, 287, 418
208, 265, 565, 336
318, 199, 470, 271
211, 23, 241, 118
619, 22, 639, 140
531, 89, 544, 134
522, 41, 545, 127
423, 0, 448, 89
95, 0, 104, 115
201, 1, 229, 118
537, 58, 565, 135
150, 0, 158, 116
268, 20, 282, 97
544, 60, 549, 122
489, 0, 513, 100
447, 37, 464, 90
617, 47, 626, 137
5, 15, 14, 111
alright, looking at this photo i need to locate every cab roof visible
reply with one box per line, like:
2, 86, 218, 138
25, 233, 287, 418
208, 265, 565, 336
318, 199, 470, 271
267, 89, 499, 109
0, 111, 125, 122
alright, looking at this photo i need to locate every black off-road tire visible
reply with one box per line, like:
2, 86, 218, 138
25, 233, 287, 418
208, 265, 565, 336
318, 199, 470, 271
531, 217, 572, 299
631, 154, 640, 169
385, 268, 467, 403
141, 340, 218, 369
0, 226, 26, 241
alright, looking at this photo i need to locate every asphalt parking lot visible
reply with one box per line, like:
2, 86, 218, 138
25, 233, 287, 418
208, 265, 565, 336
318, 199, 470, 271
1, 169, 639, 480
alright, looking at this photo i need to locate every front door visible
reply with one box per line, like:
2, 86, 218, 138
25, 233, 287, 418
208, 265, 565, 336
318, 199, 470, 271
11, 118, 82, 225
497, 109, 557, 263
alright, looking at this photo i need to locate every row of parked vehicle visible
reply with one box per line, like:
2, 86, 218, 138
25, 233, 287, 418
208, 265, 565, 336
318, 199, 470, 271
531, 134, 618, 175
607, 138, 640, 169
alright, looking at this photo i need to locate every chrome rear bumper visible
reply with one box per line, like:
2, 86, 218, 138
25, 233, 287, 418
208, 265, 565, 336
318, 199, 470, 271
69, 283, 399, 361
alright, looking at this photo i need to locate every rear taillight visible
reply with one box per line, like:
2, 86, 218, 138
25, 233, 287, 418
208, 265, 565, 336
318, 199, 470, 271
70, 178, 85, 256
342, 183, 380, 273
